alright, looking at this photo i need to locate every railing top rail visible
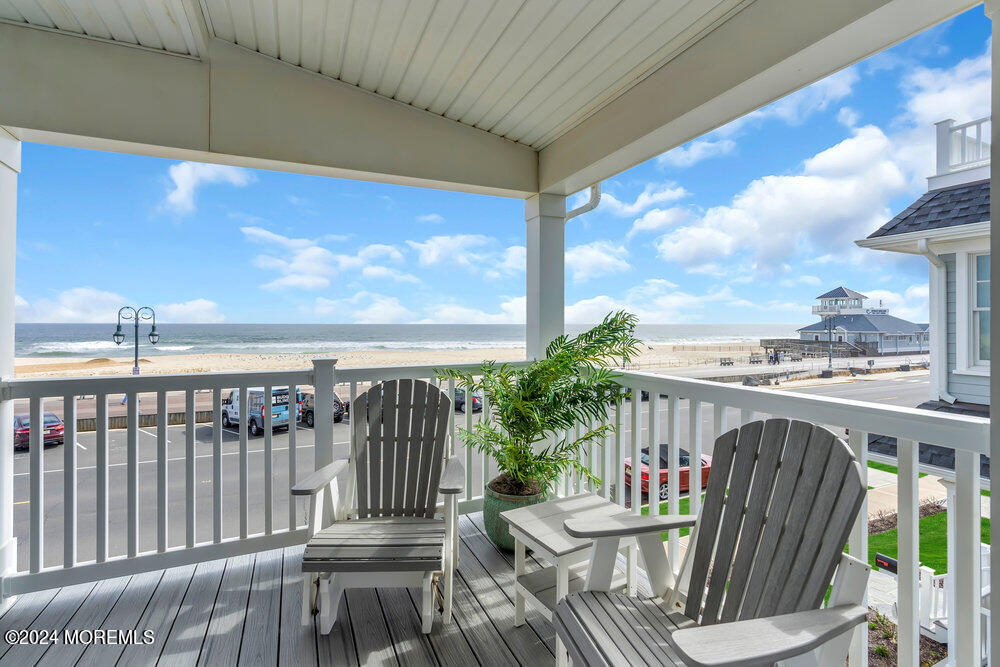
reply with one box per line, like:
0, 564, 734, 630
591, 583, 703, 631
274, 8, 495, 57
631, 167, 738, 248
4, 368, 316, 399
336, 359, 530, 383
2, 358, 535, 399
615, 369, 989, 454
951, 116, 990, 132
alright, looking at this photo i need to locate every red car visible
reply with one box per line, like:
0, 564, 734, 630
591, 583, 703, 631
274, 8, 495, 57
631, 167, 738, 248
13, 412, 65, 450
625, 445, 712, 501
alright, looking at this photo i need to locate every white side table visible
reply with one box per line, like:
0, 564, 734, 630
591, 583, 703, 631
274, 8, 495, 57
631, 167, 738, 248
501, 493, 637, 666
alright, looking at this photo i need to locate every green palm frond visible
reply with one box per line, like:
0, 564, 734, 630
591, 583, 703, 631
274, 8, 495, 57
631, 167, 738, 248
436, 311, 641, 490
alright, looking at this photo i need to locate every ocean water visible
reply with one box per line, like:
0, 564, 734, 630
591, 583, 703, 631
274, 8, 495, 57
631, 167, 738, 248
15, 323, 798, 358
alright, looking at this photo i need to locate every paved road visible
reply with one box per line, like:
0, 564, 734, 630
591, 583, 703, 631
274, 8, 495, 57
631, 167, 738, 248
13, 374, 929, 571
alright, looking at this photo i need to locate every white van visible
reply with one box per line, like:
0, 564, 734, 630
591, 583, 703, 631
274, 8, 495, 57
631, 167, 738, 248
220, 387, 298, 436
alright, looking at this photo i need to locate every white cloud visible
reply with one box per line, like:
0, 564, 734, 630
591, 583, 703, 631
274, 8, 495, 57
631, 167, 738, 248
837, 107, 860, 127
15, 287, 125, 323
626, 207, 687, 240
598, 183, 688, 216
497, 246, 526, 275
865, 284, 929, 321
407, 234, 523, 279
655, 125, 907, 272
156, 299, 226, 323
424, 296, 526, 324
164, 162, 253, 214
315, 292, 416, 324
407, 234, 492, 269
780, 275, 823, 288
417, 213, 444, 223
657, 138, 736, 168
243, 227, 407, 291
361, 265, 420, 283
565, 241, 630, 283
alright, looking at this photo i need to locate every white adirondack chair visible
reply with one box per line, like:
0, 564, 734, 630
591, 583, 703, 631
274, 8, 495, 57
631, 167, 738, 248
554, 418, 871, 666
292, 379, 464, 634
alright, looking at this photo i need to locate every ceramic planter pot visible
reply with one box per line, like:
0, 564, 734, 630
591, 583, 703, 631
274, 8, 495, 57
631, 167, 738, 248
482, 480, 547, 551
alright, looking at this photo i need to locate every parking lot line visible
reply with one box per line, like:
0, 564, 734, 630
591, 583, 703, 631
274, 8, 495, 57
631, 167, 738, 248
14, 440, 350, 477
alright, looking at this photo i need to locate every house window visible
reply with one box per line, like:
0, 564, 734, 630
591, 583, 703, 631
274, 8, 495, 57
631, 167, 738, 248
973, 254, 990, 364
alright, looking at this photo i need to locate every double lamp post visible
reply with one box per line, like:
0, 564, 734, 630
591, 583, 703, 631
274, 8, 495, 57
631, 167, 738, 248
113, 306, 159, 375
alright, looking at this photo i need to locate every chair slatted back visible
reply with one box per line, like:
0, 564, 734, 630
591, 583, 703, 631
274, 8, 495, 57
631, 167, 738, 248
350, 379, 451, 519
684, 419, 865, 625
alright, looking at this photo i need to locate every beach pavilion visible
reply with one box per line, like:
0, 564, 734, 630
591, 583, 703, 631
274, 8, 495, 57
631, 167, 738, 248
0, 1, 995, 665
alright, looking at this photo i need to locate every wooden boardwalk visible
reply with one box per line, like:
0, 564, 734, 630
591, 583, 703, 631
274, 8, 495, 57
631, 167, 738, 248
0, 514, 558, 666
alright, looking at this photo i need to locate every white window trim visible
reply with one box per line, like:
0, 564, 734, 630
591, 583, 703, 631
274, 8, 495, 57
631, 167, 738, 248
955, 251, 990, 373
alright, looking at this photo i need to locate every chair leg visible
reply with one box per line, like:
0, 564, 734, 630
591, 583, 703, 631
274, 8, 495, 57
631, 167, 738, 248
301, 572, 316, 625
421, 573, 434, 634
443, 561, 454, 625
318, 574, 345, 635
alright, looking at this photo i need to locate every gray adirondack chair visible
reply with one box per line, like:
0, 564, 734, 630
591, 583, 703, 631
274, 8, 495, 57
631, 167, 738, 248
292, 379, 464, 634
554, 418, 870, 666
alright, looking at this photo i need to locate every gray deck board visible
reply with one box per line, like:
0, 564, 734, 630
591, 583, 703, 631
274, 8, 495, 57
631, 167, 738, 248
198, 552, 254, 666
118, 564, 196, 667
76, 569, 163, 667
238, 549, 282, 666
0, 512, 558, 666
279, 545, 318, 667
159, 556, 227, 664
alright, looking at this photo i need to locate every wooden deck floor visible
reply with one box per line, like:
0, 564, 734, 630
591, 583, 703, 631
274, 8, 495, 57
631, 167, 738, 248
0, 514, 559, 666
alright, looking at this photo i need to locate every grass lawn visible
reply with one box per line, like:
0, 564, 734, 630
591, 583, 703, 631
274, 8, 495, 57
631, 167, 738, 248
866, 511, 990, 574
868, 460, 927, 478
640, 494, 702, 540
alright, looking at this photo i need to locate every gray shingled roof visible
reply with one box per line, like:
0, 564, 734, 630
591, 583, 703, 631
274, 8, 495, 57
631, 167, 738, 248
798, 314, 929, 334
816, 286, 867, 299
868, 179, 990, 239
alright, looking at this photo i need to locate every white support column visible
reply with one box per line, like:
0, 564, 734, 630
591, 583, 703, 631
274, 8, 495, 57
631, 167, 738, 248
989, 4, 1000, 666
525, 194, 566, 359
0, 128, 18, 603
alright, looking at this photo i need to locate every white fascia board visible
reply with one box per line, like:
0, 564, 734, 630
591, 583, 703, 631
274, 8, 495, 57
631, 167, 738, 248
538, 0, 977, 195
0, 24, 537, 197
855, 222, 991, 254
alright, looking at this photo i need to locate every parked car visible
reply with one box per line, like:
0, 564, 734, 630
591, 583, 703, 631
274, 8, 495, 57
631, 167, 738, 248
299, 392, 345, 427
454, 388, 483, 413
13, 412, 64, 450
221, 387, 299, 436
624, 445, 712, 501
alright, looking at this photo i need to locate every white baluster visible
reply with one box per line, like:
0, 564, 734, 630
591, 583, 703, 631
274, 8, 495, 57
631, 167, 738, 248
648, 392, 660, 516
666, 395, 680, 569
28, 397, 42, 572
688, 400, 703, 517
63, 394, 77, 568
239, 386, 249, 539
264, 384, 273, 535
157, 390, 167, 553
288, 383, 297, 531
126, 390, 138, 558
96, 392, 108, 563
896, 438, 919, 666
847, 429, 869, 667
213, 387, 222, 543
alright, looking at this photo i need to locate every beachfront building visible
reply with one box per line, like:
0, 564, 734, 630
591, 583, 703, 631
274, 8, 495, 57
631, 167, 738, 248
796, 286, 929, 355
0, 2, 995, 666
856, 117, 991, 408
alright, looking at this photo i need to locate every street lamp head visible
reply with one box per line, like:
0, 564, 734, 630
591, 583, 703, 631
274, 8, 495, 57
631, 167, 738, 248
148, 325, 159, 345
113, 325, 125, 345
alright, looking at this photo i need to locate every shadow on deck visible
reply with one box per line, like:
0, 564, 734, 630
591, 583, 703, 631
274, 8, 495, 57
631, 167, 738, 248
0, 513, 557, 666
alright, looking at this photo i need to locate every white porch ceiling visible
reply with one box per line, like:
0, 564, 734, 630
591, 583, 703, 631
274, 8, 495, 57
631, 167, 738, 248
0, 0, 979, 197
0, 0, 202, 56
1, 0, 748, 149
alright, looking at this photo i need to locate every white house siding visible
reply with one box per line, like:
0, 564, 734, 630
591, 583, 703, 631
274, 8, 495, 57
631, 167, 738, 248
944, 253, 990, 404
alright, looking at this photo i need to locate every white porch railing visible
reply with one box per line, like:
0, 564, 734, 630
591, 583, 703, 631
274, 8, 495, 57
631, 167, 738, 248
0, 359, 523, 597
600, 370, 990, 667
0, 362, 991, 666
938, 116, 992, 173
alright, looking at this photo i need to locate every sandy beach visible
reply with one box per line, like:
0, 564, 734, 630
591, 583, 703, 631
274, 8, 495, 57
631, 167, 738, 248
14, 343, 764, 378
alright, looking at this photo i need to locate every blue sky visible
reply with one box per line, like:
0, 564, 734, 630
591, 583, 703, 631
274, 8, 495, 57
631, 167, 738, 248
13, 7, 992, 326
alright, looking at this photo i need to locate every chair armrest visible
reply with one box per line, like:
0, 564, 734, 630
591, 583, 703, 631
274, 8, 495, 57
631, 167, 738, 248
439, 456, 465, 495
669, 604, 868, 667
563, 513, 696, 538
291, 460, 348, 496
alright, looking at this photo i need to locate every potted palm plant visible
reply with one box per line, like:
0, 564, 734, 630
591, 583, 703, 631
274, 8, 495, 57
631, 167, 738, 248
438, 311, 640, 550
